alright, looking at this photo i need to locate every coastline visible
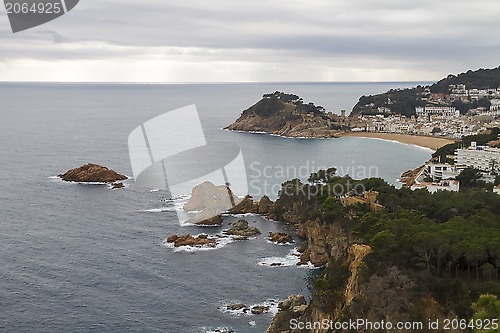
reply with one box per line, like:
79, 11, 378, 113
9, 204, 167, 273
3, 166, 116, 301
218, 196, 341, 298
338, 132, 456, 151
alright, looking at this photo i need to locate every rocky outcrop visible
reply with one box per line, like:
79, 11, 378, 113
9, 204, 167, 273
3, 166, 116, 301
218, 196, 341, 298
228, 196, 259, 214
268, 232, 294, 244
228, 195, 276, 215
400, 164, 425, 187
225, 220, 261, 238
184, 181, 242, 225
258, 195, 274, 214
166, 234, 216, 248
59, 164, 127, 183
251, 305, 270, 314
226, 304, 248, 311
111, 182, 124, 189
225, 92, 342, 138
266, 295, 307, 333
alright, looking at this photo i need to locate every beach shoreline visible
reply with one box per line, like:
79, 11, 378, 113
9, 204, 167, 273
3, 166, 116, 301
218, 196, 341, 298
338, 132, 456, 151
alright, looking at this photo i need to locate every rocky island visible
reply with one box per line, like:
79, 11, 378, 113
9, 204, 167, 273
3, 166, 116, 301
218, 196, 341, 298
59, 163, 127, 183
225, 91, 346, 138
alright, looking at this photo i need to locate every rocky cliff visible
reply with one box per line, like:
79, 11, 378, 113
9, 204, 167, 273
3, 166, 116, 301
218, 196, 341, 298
258, 176, 468, 333
225, 91, 344, 138
267, 219, 459, 333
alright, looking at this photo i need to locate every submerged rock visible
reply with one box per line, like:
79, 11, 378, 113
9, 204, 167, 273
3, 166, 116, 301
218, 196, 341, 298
59, 163, 127, 183
166, 234, 216, 248
225, 220, 261, 237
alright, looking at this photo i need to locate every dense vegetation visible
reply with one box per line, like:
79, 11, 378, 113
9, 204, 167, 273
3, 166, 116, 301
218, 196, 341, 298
249, 91, 327, 118
274, 168, 500, 320
432, 67, 500, 94
352, 86, 425, 117
351, 66, 500, 117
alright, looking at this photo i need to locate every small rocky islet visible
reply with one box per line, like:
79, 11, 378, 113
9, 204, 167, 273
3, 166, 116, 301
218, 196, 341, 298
58, 163, 127, 188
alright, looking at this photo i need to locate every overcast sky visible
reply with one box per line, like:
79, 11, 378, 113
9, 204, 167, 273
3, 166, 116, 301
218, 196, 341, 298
1, 0, 499, 82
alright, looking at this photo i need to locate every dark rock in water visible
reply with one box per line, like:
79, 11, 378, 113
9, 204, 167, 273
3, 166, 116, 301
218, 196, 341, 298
193, 214, 223, 226
225, 220, 261, 237
251, 305, 270, 315
226, 303, 248, 311
267, 295, 307, 332
59, 164, 127, 183
268, 232, 294, 244
111, 182, 124, 189
258, 195, 274, 214
166, 234, 216, 247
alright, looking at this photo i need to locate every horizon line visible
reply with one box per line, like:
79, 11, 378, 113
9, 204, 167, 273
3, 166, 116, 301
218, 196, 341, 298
0, 80, 434, 85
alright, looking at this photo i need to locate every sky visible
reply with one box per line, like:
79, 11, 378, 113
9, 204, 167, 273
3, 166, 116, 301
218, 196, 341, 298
1, 0, 500, 82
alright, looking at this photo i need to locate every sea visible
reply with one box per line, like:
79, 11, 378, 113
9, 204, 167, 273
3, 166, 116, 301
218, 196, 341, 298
0, 82, 432, 333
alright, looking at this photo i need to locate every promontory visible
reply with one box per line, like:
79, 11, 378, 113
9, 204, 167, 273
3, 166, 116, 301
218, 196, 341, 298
225, 91, 347, 138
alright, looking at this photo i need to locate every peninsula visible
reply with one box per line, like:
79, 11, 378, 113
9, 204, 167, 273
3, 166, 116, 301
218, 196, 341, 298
225, 91, 345, 138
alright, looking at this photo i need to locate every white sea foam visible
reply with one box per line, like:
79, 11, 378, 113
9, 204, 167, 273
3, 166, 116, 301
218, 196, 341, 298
219, 299, 280, 317
223, 213, 257, 217
266, 239, 295, 246
203, 327, 236, 333
258, 248, 316, 269
138, 207, 175, 213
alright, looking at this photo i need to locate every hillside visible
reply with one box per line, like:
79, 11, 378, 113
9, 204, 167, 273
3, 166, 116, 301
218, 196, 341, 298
351, 66, 500, 118
225, 91, 346, 138
231, 169, 500, 332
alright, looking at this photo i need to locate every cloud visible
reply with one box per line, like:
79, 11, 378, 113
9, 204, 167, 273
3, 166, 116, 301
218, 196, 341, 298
0, 0, 499, 82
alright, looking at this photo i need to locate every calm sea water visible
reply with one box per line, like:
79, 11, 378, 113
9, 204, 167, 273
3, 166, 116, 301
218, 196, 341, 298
0, 82, 431, 332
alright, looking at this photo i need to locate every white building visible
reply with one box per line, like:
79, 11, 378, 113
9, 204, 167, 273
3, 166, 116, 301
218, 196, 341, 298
416, 106, 460, 119
411, 180, 460, 193
456, 142, 500, 172
424, 163, 466, 181
494, 185, 500, 195
491, 99, 500, 112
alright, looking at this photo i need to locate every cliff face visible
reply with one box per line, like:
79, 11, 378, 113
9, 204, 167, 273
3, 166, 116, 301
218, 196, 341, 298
225, 91, 343, 138
228, 184, 466, 333
268, 219, 459, 333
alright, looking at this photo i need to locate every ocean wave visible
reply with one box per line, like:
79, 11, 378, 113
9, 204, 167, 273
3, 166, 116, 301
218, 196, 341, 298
203, 327, 237, 333
219, 299, 280, 317
257, 249, 316, 269
266, 239, 295, 246
138, 207, 175, 213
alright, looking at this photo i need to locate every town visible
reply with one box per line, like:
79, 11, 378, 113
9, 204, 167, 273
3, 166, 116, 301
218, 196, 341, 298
342, 83, 500, 195
348, 84, 500, 139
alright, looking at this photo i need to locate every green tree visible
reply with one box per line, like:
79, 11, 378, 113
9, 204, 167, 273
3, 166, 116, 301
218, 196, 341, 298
471, 294, 500, 333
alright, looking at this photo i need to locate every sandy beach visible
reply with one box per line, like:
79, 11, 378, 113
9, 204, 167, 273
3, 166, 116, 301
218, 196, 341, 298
339, 132, 456, 150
